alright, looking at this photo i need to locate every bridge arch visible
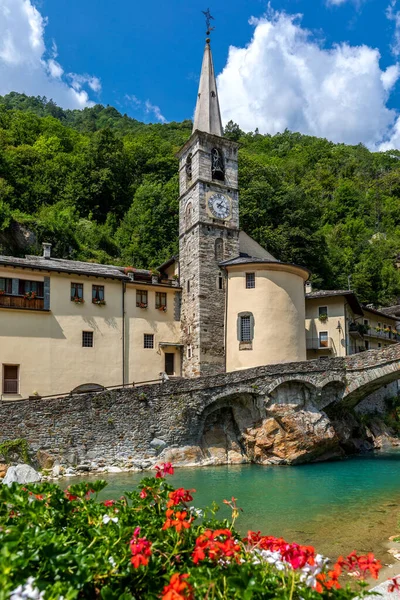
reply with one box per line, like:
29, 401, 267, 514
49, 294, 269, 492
343, 360, 400, 408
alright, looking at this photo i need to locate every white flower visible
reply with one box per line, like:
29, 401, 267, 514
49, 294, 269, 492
108, 556, 116, 567
9, 577, 45, 600
189, 507, 203, 518
251, 549, 288, 571
102, 514, 118, 524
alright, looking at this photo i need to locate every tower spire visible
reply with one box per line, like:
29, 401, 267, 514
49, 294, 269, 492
192, 11, 223, 137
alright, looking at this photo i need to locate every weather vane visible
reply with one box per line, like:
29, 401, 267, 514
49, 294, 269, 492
202, 8, 215, 37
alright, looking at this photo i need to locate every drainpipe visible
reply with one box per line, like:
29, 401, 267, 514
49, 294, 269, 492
223, 267, 228, 373
122, 281, 126, 386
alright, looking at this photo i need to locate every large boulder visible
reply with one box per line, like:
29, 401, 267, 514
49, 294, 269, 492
3, 464, 41, 486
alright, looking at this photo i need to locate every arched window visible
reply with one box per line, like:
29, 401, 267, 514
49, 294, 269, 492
185, 153, 192, 179
211, 148, 225, 181
215, 238, 223, 260
185, 203, 192, 229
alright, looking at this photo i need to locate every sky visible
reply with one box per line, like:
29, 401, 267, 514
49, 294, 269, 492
2, 0, 400, 149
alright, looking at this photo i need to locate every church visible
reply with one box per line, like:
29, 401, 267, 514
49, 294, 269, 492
0, 36, 397, 400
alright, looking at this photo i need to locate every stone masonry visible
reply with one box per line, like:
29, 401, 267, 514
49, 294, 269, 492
1, 345, 400, 470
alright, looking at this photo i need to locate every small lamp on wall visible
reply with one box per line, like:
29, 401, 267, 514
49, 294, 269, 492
336, 321, 342, 331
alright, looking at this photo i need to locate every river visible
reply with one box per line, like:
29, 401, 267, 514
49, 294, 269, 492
71, 452, 400, 567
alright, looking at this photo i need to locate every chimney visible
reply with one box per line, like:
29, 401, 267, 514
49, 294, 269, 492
42, 243, 52, 259
305, 281, 313, 294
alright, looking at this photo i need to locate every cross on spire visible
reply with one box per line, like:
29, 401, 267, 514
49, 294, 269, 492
202, 8, 215, 38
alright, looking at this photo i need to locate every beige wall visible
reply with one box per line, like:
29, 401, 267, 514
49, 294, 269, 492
125, 283, 181, 383
226, 264, 308, 372
305, 297, 347, 358
361, 309, 398, 350
0, 267, 181, 400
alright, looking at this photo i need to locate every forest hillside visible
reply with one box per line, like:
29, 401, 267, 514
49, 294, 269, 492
0, 92, 399, 306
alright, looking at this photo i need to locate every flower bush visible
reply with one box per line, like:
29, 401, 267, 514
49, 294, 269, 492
0, 464, 382, 600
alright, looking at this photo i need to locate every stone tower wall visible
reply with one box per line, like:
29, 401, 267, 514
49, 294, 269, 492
178, 132, 239, 377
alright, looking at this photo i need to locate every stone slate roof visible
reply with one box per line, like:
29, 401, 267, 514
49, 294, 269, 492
379, 305, 400, 318
362, 304, 400, 322
306, 289, 363, 315
0, 254, 129, 280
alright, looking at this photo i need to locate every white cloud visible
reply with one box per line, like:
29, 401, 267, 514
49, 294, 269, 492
145, 100, 167, 123
0, 0, 101, 109
387, 0, 400, 56
217, 9, 400, 149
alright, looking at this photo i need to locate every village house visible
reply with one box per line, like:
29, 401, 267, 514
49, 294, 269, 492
0, 36, 399, 399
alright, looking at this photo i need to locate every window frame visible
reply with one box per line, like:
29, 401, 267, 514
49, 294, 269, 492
71, 282, 84, 301
245, 272, 255, 289
144, 333, 154, 349
318, 331, 329, 348
82, 331, 94, 348
155, 292, 167, 310
136, 289, 148, 308
0, 277, 12, 295
318, 306, 328, 319
2, 364, 19, 395
92, 285, 105, 304
18, 279, 44, 298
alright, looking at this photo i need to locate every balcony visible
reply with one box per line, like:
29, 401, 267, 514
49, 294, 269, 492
364, 328, 400, 342
349, 322, 367, 339
0, 293, 45, 311
306, 337, 334, 351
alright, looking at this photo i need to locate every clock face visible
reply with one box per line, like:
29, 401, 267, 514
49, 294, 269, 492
208, 193, 231, 220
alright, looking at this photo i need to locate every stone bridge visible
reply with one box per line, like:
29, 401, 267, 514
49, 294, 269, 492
1, 345, 400, 471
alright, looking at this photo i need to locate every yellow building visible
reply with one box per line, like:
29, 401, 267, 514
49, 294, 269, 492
0, 247, 181, 400
305, 286, 400, 359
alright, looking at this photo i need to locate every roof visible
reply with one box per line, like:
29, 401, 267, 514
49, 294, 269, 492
0, 254, 128, 280
306, 290, 363, 316
192, 40, 223, 137
239, 231, 278, 262
362, 304, 400, 322
379, 304, 400, 318
219, 255, 310, 277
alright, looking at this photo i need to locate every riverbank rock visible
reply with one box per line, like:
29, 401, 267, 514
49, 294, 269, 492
37, 450, 55, 469
3, 464, 41, 485
243, 405, 342, 465
0, 464, 8, 479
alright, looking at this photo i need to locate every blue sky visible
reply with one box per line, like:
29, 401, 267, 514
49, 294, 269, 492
2, 0, 400, 148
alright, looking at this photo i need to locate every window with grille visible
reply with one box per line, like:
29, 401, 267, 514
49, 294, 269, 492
156, 292, 167, 309
0, 278, 12, 294
92, 285, 105, 303
318, 306, 328, 318
18, 280, 44, 297
82, 331, 93, 347
245, 273, 255, 289
136, 290, 148, 307
144, 334, 154, 349
3, 365, 19, 394
71, 282, 83, 301
240, 316, 251, 342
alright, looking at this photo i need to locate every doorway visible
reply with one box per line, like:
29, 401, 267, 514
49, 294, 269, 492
165, 353, 175, 376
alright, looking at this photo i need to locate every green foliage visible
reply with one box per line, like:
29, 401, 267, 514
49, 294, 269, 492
0, 438, 29, 463
0, 475, 374, 599
0, 94, 400, 304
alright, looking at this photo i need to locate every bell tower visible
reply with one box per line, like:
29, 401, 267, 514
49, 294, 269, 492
178, 29, 240, 378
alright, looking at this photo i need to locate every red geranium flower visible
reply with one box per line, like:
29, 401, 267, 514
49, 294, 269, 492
103, 500, 114, 507
161, 573, 194, 600
193, 529, 241, 564
167, 488, 195, 508
129, 530, 152, 569
155, 462, 174, 478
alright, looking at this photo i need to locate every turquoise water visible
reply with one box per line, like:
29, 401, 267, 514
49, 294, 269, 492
71, 452, 400, 562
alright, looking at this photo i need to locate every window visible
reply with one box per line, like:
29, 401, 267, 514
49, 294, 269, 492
3, 365, 19, 394
0, 277, 12, 294
185, 153, 192, 179
18, 280, 44, 297
240, 316, 251, 342
218, 273, 224, 290
319, 331, 329, 348
165, 353, 174, 375
156, 292, 167, 310
136, 290, 148, 308
365, 340, 370, 350
318, 306, 328, 319
378, 343, 382, 348
82, 331, 93, 347
71, 282, 83, 301
185, 203, 192, 229
211, 148, 225, 181
187, 345, 192, 359
246, 273, 255, 289
215, 238, 223, 260
92, 285, 105, 304
187, 280, 190, 293
144, 334, 154, 349
363, 319, 369, 326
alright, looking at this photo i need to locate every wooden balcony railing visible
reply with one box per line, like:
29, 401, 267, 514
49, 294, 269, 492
0, 294, 45, 310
